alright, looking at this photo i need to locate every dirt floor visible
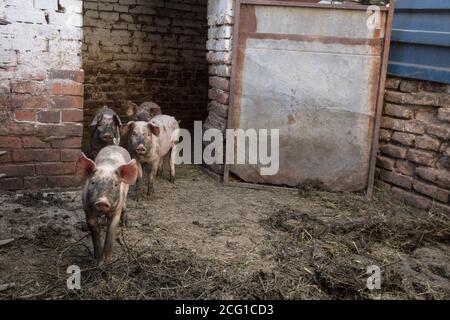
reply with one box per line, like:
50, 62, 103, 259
0, 165, 449, 300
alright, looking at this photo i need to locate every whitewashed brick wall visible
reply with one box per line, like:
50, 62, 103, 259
1, 0, 83, 74
204, 0, 235, 174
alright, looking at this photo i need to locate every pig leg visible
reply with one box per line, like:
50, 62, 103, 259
86, 215, 103, 265
120, 185, 129, 227
120, 207, 128, 227
135, 161, 146, 200
142, 163, 149, 175
169, 145, 176, 183
157, 158, 164, 177
147, 159, 160, 195
137, 161, 143, 179
103, 209, 121, 263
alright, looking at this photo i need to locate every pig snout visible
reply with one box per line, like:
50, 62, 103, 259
101, 132, 114, 142
94, 197, 111, 212
136, 144, 147, 154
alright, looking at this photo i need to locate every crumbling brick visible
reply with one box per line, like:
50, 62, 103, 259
376, 155, 395, 170
380, 144, 407, 159
412, 179, 449, 203
395, 160, 415, 176
384, 103, 414, 119
415, 135, 441, 152
379, 169, 412, 189
392, 187, 431, 210
407, 149, 436, 166
379, 77, 450, 208
391, 132, 415, 146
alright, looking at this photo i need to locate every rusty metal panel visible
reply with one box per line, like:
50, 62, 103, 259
226, 0, 394, 193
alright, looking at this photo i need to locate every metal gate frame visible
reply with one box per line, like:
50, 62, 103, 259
223, 0, 395, 199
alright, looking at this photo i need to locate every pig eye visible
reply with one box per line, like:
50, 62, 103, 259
114, 182, 118, 187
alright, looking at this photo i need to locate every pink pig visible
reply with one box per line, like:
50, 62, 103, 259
122, 115, 180, 199
76, 145, 138, 265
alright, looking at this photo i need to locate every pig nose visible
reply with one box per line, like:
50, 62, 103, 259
136, 144, 146, 152
103, 133, 113, 141
94, 198, 111, 212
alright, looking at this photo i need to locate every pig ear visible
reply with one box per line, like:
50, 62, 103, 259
121, 121, 135, 136
76, 153, 96, 179
113, 113, 122, 127
117, 159, 138, 185
150, 106, 162, 117
126, 101, 138, 117
148, 123, 160, 137
89, 109, 104, 129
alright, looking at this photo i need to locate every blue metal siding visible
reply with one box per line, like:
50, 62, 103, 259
388, 0, 450, 84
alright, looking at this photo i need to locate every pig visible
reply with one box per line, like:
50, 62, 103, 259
76, 145, 138, 265
121, 115, 180, 199
123, 100, 163, 174
89, 106, 122, 159
126, 100, 162, 122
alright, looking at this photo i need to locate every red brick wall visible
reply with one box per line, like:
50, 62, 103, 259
82, 0, 209, 151
377, 76, 450, 212
0, 70, 85, 191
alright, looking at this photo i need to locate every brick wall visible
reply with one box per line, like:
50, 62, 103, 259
377, 77, 450, 212
203, 0, 233, 175
0, 0, 84, 191
82, 0, 209, 150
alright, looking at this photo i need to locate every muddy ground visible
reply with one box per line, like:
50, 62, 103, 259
0, 165, 449, 300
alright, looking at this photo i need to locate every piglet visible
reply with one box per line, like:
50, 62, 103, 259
126, 100, 162, 122
89, 106, 122, 159
122, 115, 180, 199
76, 145, 138, 265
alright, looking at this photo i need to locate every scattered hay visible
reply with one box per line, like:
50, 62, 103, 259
260, 187, 450, 299
0, 170, 449, 300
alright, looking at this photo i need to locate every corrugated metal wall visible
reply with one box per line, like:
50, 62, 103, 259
388, 0, 450, 84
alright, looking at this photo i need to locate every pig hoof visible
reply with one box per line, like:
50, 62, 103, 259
120, 210, 128, 227
169, 177, 176, 184
136, 188, 145, 196
120, 218, 129, 227
135, 192, 145, 201
100, 266, 112, 281
137, 193, 151, 201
